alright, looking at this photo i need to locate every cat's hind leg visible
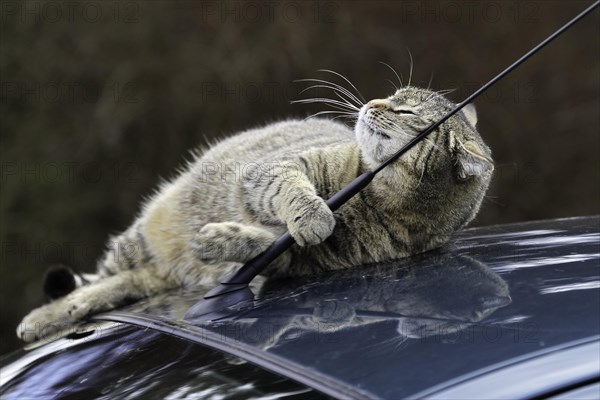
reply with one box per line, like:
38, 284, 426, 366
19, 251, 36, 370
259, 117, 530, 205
17, 265, 176, 343
191, 222, 291, 271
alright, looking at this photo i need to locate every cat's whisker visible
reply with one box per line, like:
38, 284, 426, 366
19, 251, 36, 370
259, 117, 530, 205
331, 113, 357, 119
426, 72, 434, 90
297, 83, 362, 108
330, 114, 359, 124
316, 69, 366, 104
420, 89, 457, 108
437, 88, 457, 95
304, 110, 358, 121
406, 48, 414, 87
420, 89, 457, 107
292, 97, 359, 113
296, 79, 364, 108
421, 92, 443, 107
306, 110, 357, 117
378, 61, 404, 88
303, 106, 357, 120
386, 79, 398, 91
332, 91, 361, 111
321, 92, 362, 111
292, 98, 360, 112
296, 78, 364, 107
430, 88, 457, 101
420, 93, 435, 107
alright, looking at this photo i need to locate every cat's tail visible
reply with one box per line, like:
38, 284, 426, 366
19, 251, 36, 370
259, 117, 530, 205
43, 264, 100, 300
44, 222, 154, 299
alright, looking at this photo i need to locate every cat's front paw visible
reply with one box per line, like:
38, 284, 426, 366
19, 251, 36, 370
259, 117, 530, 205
16, 294, 95, 343
193, 223, 237, 264
193, 222, 263, 264
288, 198, 335, 246
16, 302, 75, 343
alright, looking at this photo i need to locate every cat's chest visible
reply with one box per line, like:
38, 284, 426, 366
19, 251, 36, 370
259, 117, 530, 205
335, 198, 409, 256
291, 197, 410, 272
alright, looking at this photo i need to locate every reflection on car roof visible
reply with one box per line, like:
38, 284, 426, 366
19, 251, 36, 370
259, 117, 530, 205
90, 216, 600, 399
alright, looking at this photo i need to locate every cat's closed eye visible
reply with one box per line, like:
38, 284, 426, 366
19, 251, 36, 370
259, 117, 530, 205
392, 108, 417, 115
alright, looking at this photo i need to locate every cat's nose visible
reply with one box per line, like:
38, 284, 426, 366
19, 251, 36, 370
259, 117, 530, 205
366, 99, 391, 110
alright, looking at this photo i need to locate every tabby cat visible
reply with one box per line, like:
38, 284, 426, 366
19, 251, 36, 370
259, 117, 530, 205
17, 85, 493, 342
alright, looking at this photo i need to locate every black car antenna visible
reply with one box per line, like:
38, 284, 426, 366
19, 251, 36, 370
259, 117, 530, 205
185, 1, 599, 320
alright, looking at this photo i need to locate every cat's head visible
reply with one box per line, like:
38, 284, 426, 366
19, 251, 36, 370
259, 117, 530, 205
355, 86, 492, 182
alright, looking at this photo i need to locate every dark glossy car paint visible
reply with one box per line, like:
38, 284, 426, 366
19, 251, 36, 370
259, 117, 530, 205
1, 217, 599, 399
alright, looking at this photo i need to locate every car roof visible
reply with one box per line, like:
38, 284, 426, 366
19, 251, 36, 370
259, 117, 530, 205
2, 216, 599, 399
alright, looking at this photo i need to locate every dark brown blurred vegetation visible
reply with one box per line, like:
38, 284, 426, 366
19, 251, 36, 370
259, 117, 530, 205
1, 1, 598, 355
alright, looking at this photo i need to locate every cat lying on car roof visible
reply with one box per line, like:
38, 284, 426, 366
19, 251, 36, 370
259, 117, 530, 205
18, 85, 493, 342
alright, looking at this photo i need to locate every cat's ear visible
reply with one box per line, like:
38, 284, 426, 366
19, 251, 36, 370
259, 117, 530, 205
451, 135, 493, 181
462, 103, 478, 126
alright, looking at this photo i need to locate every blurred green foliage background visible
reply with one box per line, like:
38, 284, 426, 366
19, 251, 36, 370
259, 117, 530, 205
1, 0, 598, 355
